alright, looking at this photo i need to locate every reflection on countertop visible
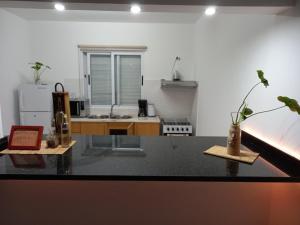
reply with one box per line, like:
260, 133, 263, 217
0, 135, 292, 181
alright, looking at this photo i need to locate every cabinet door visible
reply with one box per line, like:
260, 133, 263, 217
127, 123, 134, 136
134, 123, 160, 136
107, 122, 132, 135
81, 122, 107, 135
71, 122, 81, 134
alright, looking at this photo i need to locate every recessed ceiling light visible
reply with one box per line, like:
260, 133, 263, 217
54, 3, 65, 11
205, 6, 216, 16
131, 4, 141, 14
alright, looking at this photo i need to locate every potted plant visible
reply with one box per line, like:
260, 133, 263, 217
29, 61, 51, 84
228, 70, 300, 156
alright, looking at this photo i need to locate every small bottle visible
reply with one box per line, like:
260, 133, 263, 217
46, 119, 59, 148
51, 118, 57, 134
61, 115, 71, 148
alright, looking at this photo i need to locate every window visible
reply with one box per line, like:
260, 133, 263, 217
87, 52, 142, 106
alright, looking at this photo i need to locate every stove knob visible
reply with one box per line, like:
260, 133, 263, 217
176, 127, 179, 131
181, 128, 184, 131
186, 128, 189, 131
172, 128, 175, 131
167, 127, 170, 131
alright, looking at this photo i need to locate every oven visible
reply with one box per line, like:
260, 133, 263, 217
162, 118, 193, 136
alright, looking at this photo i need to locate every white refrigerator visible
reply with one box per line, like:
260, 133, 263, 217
19, 84, 53, 134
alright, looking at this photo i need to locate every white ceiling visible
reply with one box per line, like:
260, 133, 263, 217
0, 1, 293, 23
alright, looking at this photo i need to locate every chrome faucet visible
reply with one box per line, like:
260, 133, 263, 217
110, 104, 117, 118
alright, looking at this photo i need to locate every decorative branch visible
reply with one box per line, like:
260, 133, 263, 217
245, 106, 286, 119
230, 112, 236, 124
235, 82, 261, 124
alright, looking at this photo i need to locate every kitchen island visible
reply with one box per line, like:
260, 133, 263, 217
0, 135, 299, 225
0, 135, 296, 181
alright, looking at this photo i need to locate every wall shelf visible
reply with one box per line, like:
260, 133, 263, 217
160, 79, 198, 89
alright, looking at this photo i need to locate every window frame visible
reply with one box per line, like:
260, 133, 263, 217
86, 51, 143, 108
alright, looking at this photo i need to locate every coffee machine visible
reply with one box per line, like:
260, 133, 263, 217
138, 99, 148, 117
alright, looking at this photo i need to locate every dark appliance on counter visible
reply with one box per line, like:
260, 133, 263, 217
138, 99, 148, 117
162, 118, 193, 136
70, 98, 90, 118
0, 136, 8, 151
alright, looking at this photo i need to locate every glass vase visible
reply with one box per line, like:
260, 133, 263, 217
34, 71, 41, 85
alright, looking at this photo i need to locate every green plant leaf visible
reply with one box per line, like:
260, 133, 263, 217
29, 61, 51, 71
278, 96, 300, 115
244, 107, 253, 115
257, 70, 269, 87
35, 62, 43, 66
239, 104, 253, 121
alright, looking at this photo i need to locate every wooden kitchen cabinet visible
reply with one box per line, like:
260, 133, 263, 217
134, 123, 160, 136
80, 122, 107, 135
71, 122, 81, 134
71, 121, 160, 136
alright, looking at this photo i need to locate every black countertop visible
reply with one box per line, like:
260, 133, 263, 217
0, 135, 298, 182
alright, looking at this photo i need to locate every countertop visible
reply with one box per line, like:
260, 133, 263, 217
0, 135, 298, 182
71, 116, 160, 123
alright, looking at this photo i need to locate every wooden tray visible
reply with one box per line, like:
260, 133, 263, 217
204, 145, 259, 164
0, 140, 76, 155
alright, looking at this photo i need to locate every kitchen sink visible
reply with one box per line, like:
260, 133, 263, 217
120, 115, 132, 119
109, 114, 121, 119
110, 115, 133, 119
99, 115, 109, 119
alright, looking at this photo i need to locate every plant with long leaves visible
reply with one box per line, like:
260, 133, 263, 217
29, 61, 51, 83
231, 70, 300, 125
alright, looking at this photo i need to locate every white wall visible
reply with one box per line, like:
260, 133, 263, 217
194, 13, 300, 159
28, 21, 197, 120
1, 7, 300, 159
29, 21, 195, 81
0, 9, 30, 135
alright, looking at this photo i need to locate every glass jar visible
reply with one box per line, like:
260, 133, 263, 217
46, 130, 59, 148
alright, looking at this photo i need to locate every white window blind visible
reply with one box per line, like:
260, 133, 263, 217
90, 54, 112, 105
115, 55, 141, 105
88, 53, 142, 106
